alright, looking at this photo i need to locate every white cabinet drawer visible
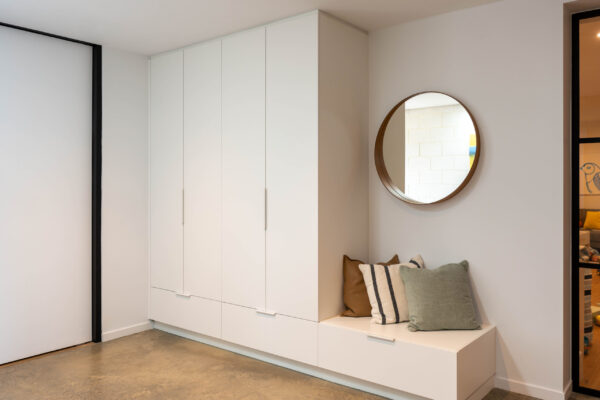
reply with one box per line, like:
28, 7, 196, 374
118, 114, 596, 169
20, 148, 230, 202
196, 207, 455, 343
319, 322, 457, 400
319, 318, 495, 400
222, 303, 317, 365
149, 287, 221, 338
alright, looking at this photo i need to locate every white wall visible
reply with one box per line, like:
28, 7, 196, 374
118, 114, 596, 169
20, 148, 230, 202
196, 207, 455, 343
102, 47, 150, 341
317, 12, 370, 320
369, 1, 568, 398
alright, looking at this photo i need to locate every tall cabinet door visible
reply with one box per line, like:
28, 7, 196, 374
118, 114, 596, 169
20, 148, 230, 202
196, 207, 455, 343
266, 15, 319, 321
150, 51, 184, 293
183, 41, 222, 300
221, 27, 266, 309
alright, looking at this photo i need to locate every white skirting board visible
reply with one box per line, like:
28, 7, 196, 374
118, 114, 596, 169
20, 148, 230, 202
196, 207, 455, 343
102, 321, 153, 342
494, 377, 573, 400
153, 321, 493, 400
564, 381, 573, 400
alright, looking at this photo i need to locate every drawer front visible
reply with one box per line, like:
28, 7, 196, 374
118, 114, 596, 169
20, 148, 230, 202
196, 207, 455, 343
318, 323, 457, 399
457, 328, 496, 400
222, 303, 317, 365
149, 287, 221, 338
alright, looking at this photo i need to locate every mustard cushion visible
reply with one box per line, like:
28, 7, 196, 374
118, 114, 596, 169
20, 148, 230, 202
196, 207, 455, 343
584, 211, 600, 230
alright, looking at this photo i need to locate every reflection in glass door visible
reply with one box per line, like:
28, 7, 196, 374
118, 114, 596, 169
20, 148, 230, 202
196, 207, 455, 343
574, 10, 600, 396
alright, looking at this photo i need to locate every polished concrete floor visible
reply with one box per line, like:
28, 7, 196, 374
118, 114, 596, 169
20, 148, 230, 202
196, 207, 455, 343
0, 329, 555, 399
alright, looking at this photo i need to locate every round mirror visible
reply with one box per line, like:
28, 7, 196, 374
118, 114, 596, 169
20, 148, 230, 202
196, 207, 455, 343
375, 92, 480, 204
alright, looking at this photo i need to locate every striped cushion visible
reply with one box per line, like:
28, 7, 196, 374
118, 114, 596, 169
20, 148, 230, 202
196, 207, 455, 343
359, 255, 425, 325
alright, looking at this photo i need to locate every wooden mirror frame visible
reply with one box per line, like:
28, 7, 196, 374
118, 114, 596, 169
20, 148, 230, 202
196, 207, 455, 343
374, 91, 481, 205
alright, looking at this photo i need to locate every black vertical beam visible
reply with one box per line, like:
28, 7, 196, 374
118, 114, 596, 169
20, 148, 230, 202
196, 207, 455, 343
91, 44, 102, 343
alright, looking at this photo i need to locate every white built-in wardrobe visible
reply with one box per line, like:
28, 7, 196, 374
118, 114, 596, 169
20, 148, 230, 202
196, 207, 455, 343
149, 11, 368, 366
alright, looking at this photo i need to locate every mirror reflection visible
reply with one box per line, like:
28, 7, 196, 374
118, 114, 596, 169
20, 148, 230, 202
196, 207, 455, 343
379, 92, 478, 204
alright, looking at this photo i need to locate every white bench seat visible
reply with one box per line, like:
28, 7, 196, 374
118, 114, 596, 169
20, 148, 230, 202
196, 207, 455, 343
318, 316, 495, 400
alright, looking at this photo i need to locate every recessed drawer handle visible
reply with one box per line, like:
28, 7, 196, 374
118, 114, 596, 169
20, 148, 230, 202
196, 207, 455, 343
255, 308, 277, 316
367, 334, 396, 343
175, 292, 191, 298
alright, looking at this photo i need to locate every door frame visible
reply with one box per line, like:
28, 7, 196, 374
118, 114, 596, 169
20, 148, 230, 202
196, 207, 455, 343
0, 21, 102, 343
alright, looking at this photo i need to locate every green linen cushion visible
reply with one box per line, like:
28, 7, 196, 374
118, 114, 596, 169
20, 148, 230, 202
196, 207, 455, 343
399, 261, 480, 332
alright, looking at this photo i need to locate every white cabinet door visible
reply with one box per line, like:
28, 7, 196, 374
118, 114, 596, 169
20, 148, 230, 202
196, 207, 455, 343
221, 27, 266, 309
150, 51, 184, 293
183, 41, 222, 300
266, 15, 319, 321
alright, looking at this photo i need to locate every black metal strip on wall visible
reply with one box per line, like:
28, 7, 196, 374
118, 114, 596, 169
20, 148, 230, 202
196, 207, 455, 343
0, 21, 102, 343
91, 45, 102, 343
0, 21, 97, 46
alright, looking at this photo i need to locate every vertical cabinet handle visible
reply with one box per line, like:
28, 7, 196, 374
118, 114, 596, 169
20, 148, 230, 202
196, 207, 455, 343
264, 188, 267, 231
182, 189, 185, 225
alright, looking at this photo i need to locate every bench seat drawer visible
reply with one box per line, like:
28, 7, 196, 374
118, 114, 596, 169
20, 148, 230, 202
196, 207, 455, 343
318, 317, 495, 400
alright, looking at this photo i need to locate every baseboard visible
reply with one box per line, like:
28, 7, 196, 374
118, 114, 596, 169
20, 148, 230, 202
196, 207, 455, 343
495, 376, 572, 400
564, 380, 573, 400
153, 321, 429, 400
102, 321, 152, 342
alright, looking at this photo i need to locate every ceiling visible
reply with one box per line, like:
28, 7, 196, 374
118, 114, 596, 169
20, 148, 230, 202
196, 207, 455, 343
0, 0, 497, 55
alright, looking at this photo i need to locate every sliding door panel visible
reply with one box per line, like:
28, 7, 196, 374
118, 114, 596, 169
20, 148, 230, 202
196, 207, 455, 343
0, 26, 92, 364
221, 28, 266, 309
149, 51, 184, 293
575, 12, 600, 394
183, 41, 222, 300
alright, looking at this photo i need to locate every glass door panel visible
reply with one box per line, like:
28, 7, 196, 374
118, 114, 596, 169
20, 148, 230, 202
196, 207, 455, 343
579, 16, 600, 139
576, 11, 600, 395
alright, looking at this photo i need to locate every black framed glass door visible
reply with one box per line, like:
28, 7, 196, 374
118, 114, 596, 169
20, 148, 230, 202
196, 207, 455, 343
573, 9, 600, 396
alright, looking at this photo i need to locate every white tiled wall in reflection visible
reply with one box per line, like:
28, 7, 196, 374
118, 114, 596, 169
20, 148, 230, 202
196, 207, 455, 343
404, 104, 473, 203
